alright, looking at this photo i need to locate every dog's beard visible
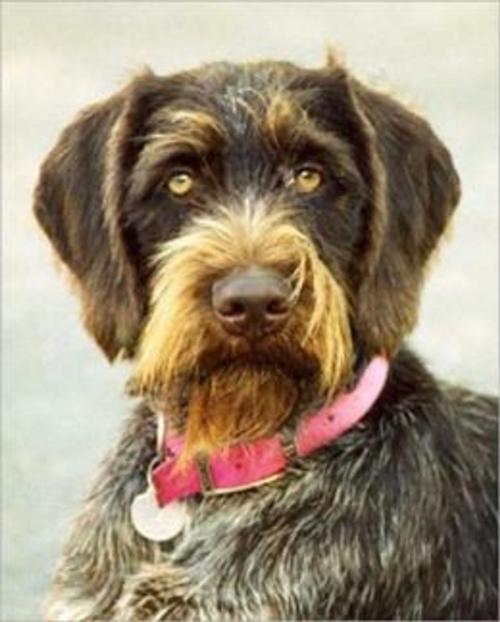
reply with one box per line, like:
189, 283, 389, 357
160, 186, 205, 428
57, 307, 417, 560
136, 328, 318, 460
184, 365, 299, 457
133, 203, 354, 460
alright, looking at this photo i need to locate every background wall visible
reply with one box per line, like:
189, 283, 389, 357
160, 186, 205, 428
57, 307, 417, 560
2, 2, 498, 620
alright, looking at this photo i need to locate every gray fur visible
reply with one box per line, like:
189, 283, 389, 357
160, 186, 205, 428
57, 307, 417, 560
45, 352, 498, 620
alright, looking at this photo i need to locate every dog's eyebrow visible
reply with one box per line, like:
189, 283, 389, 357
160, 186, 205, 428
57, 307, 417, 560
264, 93, 308, 142
262, 93, 360, 179
128, 109, 228, 200
144, 108, 228, 154
262, 92, 336, 156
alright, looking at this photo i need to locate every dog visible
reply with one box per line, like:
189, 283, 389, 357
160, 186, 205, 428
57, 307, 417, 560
35, 53, 498, 621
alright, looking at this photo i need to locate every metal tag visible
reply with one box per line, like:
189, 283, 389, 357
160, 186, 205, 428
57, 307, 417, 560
131, 487, 189, 542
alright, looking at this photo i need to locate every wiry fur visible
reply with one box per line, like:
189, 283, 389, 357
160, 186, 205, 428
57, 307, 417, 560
35, 56, 497, 621
134, 201, 353, 458
44, 355, 498, 622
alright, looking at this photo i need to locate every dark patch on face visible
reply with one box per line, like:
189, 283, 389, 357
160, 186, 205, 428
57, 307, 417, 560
34, 58, 459, 361
121, 64, 371, 292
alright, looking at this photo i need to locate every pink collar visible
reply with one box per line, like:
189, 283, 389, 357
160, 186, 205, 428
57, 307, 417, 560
151, 356, 389, 506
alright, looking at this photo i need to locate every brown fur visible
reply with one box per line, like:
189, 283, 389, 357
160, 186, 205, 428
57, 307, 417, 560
33, 57, 495, 622
34, 59, 460, 458
133, 201, 353, 458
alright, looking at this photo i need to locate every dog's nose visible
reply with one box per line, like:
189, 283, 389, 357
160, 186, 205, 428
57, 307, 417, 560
212, 267, 293, 337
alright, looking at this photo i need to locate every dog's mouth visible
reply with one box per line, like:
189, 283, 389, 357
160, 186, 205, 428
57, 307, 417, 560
192, 336, 320, 383
137, 339, 320, 414
129, 328, 318, 392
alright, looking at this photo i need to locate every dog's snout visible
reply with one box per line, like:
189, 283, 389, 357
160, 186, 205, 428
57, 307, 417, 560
212, 267, 293, 337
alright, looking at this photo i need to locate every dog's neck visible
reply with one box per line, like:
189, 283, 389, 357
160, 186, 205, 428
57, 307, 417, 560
147, 367, 317, 457
146, 348, 371, 455
147, 355, 389, 506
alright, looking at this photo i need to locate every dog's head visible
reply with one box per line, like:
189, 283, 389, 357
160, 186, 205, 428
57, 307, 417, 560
34, 56, 460, 456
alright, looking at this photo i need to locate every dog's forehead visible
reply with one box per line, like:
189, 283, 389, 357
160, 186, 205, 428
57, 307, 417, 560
147, 61, 325, 155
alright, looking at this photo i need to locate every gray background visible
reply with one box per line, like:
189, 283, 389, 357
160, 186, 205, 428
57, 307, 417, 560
2, 2, 498, 620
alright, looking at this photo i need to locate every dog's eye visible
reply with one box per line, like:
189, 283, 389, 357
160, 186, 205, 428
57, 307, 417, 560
166, 172, 195, 197
292, 167, 323, 194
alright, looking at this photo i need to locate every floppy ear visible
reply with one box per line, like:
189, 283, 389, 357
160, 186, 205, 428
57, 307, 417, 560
34, 71, 165, 360
347, 79, 461, 356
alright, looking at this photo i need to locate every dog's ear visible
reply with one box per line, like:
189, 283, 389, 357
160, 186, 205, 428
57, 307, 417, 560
34, 71, 167, 360
340, 74, 461, 356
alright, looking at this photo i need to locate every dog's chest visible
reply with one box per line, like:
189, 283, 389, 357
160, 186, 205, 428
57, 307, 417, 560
153, 463, 337, 606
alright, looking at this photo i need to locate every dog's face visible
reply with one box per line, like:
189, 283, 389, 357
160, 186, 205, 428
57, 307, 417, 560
35, 57, 460, 456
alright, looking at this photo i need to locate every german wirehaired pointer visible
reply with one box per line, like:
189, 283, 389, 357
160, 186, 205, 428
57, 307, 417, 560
35, 54, 498, 620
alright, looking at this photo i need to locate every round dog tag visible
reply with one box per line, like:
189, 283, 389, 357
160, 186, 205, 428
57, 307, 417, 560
131, 487, 189, 542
